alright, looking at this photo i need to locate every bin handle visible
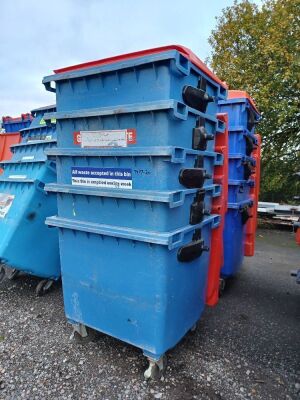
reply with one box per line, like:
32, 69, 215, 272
214, 152, 223, 166
175, 52, 190, 76
35, 180, 47, 195
177, 238, 209, 262
217, 119, 225, 133
173, 102, 188, 120
46, 160, 57, 173
43, 81, 56, 93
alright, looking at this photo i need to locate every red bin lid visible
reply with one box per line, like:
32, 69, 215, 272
228, 90, 260, 115
54, 45, 227, 90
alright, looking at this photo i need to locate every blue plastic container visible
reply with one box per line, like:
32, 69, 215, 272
218, 97, 260, 134
46, 147, 222, 191
45, 183, 220, 232
0, 160, 56, 181
228, 180, 254, 203
43, 49, 227, 115
228, 129, 257, 156
0, 105, 59, 290
228, 154, 255, 180
0, 163, 60, 278
29, 105, 56, 129
44, 101, 224, 152
17, 105, 56, 144
9, 140, 57, 163
222, 199, 253, 278
2, 115, 32, 133
46, 214, 219, 359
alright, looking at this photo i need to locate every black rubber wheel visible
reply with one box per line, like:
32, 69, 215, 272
6, 268, 20, 281
0, 265, 6, 283
35, 279, 54, 297
219, 278, 226, 296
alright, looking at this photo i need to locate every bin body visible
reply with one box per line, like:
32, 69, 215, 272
0, 166, 59, 277
222, 200, 253, 277
47, 215, 218, 358
218, 91, 260, 273
0, 106, 60, 279
43, 45, 226, 360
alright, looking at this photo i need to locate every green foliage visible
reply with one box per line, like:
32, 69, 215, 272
208, 0, 300, 202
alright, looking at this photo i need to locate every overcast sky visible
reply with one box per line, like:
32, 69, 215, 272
0, 0, 261, 116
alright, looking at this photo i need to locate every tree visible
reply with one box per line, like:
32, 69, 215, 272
208, 0, 300, 202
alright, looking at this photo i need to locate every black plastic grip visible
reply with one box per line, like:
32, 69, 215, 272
247, 108, 256, 131
182, 85, 214, 113
189, 190, 210, 225
177, 238, 209, 262
179, 168, 211, 189
193, 126, 214, 151
241, 208, 251, 225
243, 162, 254, 180
245, 135, 255, 156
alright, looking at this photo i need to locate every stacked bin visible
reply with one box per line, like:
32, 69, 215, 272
0, 132, 21, 171
0, 106, 60, 295
218, 90, 260, 278
244, 134, 261, 256
2, 113, 32, 132
43, 45, 228, 377
0, 113, 33, 172
206, 113, 228, 306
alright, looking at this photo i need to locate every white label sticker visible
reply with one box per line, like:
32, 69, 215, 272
0, 193, 15, 218
80, 130, 128, 148
22, 156, 35, 161
8, 175, 27, 180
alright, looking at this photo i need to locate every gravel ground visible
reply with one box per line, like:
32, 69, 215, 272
0, 228, 299, 400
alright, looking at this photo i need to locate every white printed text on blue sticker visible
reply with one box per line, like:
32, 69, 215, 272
71, 167, 132, 189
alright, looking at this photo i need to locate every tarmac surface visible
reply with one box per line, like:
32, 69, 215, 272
0, 228, 299, 399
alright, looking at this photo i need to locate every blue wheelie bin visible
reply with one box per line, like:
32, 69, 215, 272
0, 105, 60, 295
2, 113, 32, 133
222, 199, 253, 278
43, 45, 227, 377
218, 90, 260, 286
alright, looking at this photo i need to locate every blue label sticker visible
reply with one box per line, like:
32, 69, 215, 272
71, 167, 132, 189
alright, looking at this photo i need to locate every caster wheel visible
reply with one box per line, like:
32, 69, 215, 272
70, 324, 99, 344
6, 268, 19, 281
0, 265, 6, 283
219, 278, 226, 296
35, 279, 54, 297
71, 326, 98, 344
144, 355, 167, 380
